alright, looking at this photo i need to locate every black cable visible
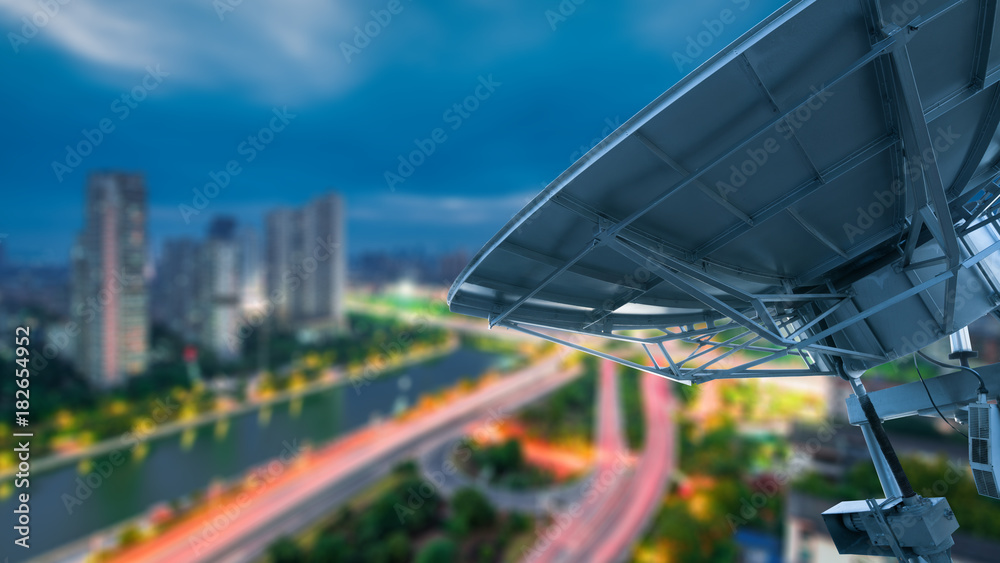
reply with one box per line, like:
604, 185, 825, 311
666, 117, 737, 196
857, 393, 916, 499
913, 354, 968, 439
916, 350, 989, 395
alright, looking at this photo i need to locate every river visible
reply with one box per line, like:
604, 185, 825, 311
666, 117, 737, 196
1, 347, 502, 562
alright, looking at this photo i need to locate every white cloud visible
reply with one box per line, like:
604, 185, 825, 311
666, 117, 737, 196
350, 191, 534, 226
0, 0, 362, 102
1, 0, 564, 103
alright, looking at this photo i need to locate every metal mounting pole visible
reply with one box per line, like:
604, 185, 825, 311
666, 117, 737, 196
849, 377, 907, 500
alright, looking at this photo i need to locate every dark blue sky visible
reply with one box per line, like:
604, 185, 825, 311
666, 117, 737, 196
0, 0, 784, 264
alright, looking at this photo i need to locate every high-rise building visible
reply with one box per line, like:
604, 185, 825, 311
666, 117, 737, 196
301, 193, 346, 325
71, 172, 149, 386
265, 192, 345, 329
152, 238, 202, 340
200, 216, 242, 360
238, 226, 264, 311
265, 207, 300, 324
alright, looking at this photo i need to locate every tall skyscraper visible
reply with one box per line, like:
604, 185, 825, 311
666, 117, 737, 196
301, 193, 346, 325
265, 207, 300, 325
152, 238, 202, 340
71, 172, 149, 386
152, 219, 247, 362
265, 192, 346, 330
238, 226, 264, 311
200, 216, 242, 360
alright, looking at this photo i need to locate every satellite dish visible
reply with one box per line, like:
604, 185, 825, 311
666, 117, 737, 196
451, 0, 1000, 557
449, 0, 1000, 386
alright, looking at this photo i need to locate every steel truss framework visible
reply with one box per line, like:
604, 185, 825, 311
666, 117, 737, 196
457, 0, 1000, 385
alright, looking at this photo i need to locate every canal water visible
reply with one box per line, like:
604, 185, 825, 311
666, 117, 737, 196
1, 348, 502, 562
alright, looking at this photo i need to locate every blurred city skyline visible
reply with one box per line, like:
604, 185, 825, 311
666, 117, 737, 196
0, 0, 785, 263
6, 3, 1000, 562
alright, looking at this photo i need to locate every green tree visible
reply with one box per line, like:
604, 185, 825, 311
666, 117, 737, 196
471, 438, 524, 477
356, 491, 402, 546
518, 355, 598, 441
393, 460, 419, 476
476, 542, 496, 563
497, 438, 523, 472
310, 533, 350, 562
268, 536, 306, 563
502, 511, 532, 536
324, 506, 355, 535
449, 487, 496, 535
395, 477, 442, 534
416, 538, 458, 563
385, 531, 412, 562
117, 524, 142, 548
619, 367, 646, 449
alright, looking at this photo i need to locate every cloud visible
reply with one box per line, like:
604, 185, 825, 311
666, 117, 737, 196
0, 0, 565, 104
0, 0, 362, 102
350, 191, 534, 226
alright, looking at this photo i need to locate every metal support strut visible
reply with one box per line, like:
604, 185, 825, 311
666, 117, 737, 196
850, 377, 917, 503
830, 359, 960, 562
